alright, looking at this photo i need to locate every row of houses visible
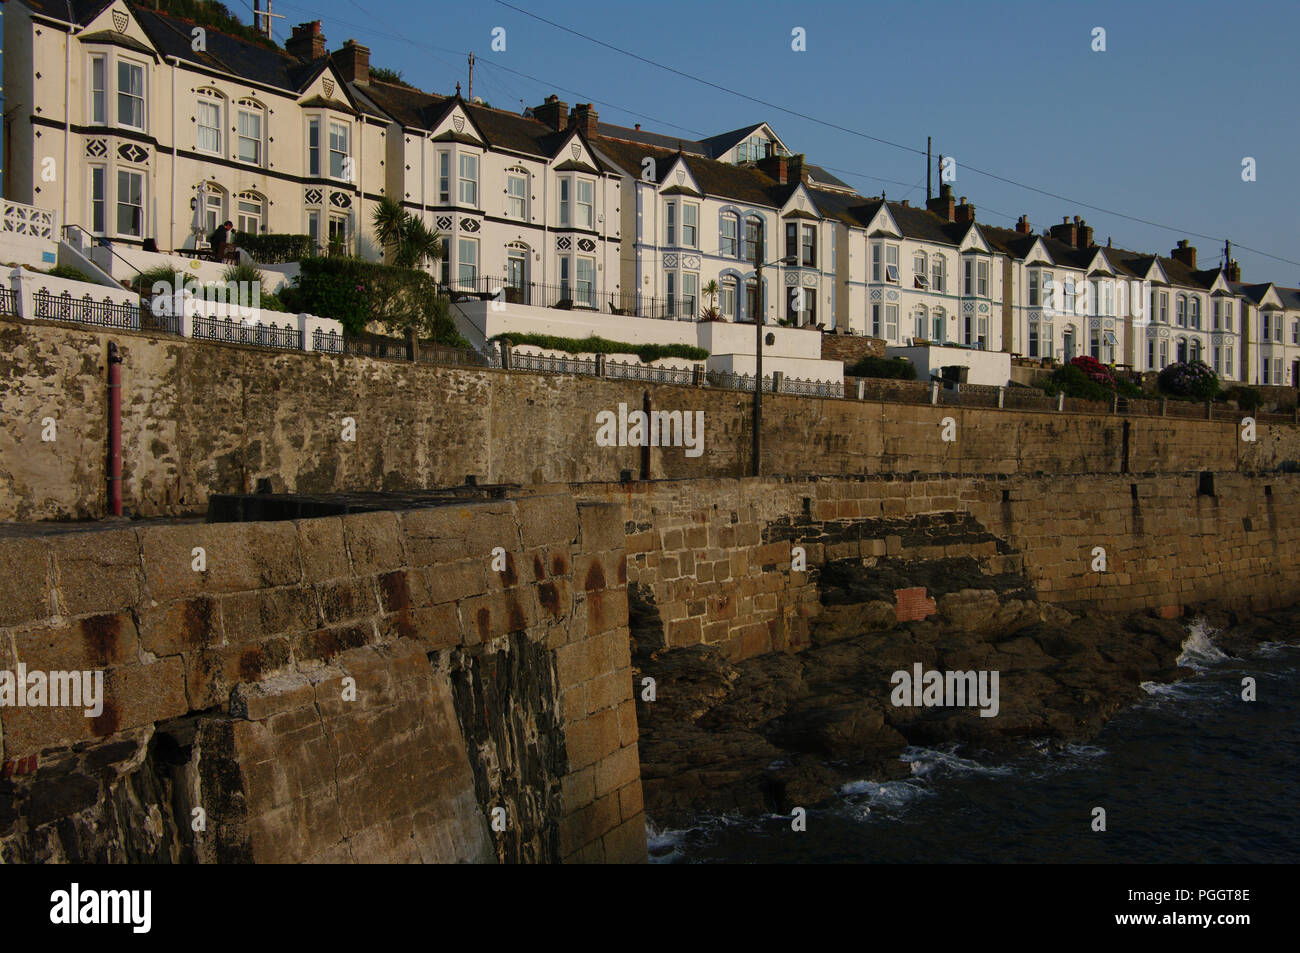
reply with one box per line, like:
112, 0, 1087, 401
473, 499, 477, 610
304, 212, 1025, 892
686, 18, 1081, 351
4, 0, 1300, 386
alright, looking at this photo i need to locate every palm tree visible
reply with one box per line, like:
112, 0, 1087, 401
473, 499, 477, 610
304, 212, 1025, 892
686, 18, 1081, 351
372, 197, 444, 270
701, 279, 720, 320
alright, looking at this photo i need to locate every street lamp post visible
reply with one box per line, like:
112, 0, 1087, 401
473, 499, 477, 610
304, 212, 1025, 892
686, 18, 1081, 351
752, 241, 796, 476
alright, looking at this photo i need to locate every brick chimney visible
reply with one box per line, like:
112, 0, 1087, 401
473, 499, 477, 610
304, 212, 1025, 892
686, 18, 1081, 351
568, 103, 599, 139
1171, 239, 1197, 269
954, 195, 976, 224
1015, 214, 1031, 235
1049, 216, 1078, 247
531, 95, 568, 132
788, 153, 806, 184
1075, 217, 1093, 249
757, 152, 789, 184
335, 39, 369, 85
927, 183, 955, 222
1226, 260, 1242, 282
287, 21, 326, 61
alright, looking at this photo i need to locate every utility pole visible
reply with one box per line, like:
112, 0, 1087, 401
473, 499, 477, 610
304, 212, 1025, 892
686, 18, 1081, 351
468, 51, 475, 101
753, 236, 765, 477
252, 1, 285, 41
926, 135, 932, 200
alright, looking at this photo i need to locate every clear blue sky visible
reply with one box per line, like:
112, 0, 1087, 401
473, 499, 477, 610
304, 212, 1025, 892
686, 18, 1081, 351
259, 0, 1299, 284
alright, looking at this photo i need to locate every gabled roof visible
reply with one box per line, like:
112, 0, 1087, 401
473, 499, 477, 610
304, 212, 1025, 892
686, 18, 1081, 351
698, 123, 766, 157
802, 165, 853, 193
1275, 287, 1300, 311
595, 138, 781, 206
596, 122, 708, 155
19, 0, 116, 24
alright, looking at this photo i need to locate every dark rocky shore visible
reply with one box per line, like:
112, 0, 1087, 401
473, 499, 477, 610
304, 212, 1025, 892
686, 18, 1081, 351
631, 555, 1299, 826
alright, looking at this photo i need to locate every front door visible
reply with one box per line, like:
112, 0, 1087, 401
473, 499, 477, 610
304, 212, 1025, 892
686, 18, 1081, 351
507, 252, 527, 304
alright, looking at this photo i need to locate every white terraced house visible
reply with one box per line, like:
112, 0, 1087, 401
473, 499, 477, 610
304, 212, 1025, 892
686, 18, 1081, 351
1, 1, 1290, 389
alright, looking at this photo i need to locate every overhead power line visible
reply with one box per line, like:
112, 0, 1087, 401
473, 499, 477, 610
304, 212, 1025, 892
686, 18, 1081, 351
492, 0, 1300, 269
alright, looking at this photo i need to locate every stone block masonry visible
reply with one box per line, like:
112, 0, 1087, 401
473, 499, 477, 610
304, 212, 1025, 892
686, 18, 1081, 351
1, 320, 1297, 521
574, 471, 1300, 662
0, 491, 646, 864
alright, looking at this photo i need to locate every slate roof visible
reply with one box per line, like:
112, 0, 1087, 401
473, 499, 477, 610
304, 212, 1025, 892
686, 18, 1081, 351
803, 164, 853, 192
1232, 282, 1274, 305
594, 138, 782, 206
698, 124, 766, 158
596, 122, 708, 155
1274, 287, 1300, 310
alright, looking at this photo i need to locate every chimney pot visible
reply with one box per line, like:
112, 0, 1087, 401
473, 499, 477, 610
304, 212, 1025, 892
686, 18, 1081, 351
1171, 240, 1197, 269
569, 102, 599, 139
334, 38, 370, 85
287, 21, 326, 61
531, 95, 568, 131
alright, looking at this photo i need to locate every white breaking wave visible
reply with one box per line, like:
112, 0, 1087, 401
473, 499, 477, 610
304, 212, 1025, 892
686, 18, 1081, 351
902, 745, 1014, 778
839, 778, 931, 811
1176, 617, 1231, 670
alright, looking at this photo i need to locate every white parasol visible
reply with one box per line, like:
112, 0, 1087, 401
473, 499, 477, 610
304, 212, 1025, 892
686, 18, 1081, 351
191, 181, 209, 246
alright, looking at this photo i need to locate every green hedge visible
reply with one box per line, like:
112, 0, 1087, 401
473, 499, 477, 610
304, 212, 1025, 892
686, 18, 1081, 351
488, 332, 708, 364
845, 355, 917, 380
234, 232, 314, 264
279, 256, 467, 345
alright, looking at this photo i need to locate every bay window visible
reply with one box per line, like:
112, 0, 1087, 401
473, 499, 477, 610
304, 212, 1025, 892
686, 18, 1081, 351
575, 179, 594, 228
438, 152, 450, 203
801, 224, 816, 267
576, 258, 596, 307
307, 118, 320, 175
559, 179, 571, 227
117, 60, 145, 129
90, 167, 106, 233
116, 170, 144, 236
682, 272, 698, 316
458, 152, 479, 206
457, 237, 478, 288
91, 55, 107, 124
329, 121, 350, 180
682, 202, 698, 248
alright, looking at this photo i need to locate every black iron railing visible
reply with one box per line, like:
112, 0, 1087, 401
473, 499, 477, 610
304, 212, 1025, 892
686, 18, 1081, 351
441, 275, 699, 321
0, 287, 16, 316
35, 289, 140, 328
605, 360, 695, 386
312, 327, 344, 354
193, 314, 301, 350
